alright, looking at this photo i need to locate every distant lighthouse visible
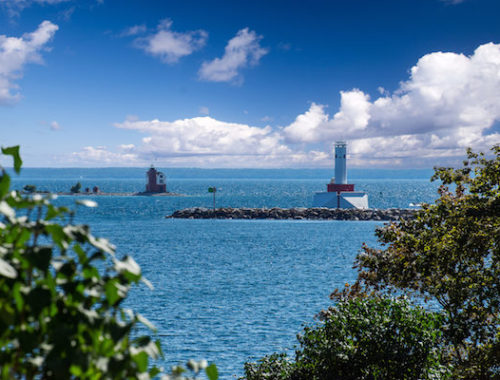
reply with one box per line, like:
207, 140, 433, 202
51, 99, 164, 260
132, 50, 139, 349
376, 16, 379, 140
335, 141, 347, 185
145, 165, 167, 193
312, 141, 368, 209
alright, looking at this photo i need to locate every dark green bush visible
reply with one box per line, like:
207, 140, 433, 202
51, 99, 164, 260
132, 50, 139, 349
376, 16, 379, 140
243, 353, 293, 380
70, 181, 81, 193
243, 297, 450, 380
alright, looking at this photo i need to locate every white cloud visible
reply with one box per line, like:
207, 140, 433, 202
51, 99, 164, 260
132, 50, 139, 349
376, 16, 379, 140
70, 115, 295, 167
282, 103, 329, 143
0, 0, 69, 15
115, 116, 289, 158
72, 42, 500, 168
134, 19, 207, 64
199, 28, 268, 83
0, 20, 58, 104
71, 146, 139, 165
283, 42, 500, 166
120, 24, 147, 37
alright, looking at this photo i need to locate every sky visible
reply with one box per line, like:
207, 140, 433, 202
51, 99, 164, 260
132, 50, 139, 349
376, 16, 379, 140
0, 0, 499, 168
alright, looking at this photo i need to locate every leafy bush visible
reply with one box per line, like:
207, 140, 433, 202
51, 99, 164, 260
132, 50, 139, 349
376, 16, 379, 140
243, 353, 293, 380
243, 297, 449, 380
356, 145, 500, 378
0, 146, 218, 380
70, 181, 82, 193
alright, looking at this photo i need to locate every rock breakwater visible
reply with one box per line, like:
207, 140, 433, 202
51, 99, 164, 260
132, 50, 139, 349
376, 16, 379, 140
167, 207, 416, 221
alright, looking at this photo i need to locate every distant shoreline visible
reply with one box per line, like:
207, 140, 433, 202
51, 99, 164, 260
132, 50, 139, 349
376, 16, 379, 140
24, 191, 184, 197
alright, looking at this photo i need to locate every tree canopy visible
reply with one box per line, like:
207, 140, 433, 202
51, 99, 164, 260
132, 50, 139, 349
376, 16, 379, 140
356, 144, 500, 378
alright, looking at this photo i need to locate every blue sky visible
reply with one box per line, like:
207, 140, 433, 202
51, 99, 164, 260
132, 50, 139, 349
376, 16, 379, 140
0, 0, 499, 168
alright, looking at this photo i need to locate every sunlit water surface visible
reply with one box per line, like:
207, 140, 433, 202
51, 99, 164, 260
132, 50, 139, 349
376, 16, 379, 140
11, 168, 438, 378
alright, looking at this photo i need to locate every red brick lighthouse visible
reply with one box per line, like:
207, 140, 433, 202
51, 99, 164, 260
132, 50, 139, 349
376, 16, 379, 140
145, 165, 166, 193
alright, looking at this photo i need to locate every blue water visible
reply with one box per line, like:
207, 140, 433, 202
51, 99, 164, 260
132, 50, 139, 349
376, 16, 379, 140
10, 168, 439, 379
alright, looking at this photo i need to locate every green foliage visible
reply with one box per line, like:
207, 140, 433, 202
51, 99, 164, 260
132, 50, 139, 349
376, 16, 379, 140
243, 353, 293, 380
356, 145, 500, 379
23, 184, 37, 193
243, 297, 449, 380
0, 146, 218, 380
70, 181, 82, 193
1, 145, 22, 174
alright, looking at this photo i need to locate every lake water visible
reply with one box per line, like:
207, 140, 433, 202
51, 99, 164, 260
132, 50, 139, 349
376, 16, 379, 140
11, 168, 439, 379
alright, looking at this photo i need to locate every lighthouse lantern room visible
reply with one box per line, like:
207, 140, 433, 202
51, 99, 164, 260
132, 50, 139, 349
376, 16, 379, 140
146, 165, 167, 193
312, 141, 368, 209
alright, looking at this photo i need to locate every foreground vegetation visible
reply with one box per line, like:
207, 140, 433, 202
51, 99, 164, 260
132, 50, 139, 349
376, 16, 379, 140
243, 145, 500, 380
0, 146, 217, 379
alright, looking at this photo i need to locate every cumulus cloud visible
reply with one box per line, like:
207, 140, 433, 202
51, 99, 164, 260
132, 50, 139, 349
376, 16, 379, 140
199, 28, 268, 83
0, 20, 58, 104
283, 42, 500, 166
115, 116, 289, 157
134, 19, 207, 64
71, 146, 139, 165
71, 116, 298, 167
72, 42, 500, 168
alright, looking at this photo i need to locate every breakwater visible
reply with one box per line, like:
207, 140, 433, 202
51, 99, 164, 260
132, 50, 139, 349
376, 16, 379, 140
167, 207, 416, 221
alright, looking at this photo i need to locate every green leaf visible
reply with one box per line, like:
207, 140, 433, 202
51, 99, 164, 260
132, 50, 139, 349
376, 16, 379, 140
0, 170, 10, 199
69, 365, 83, 376
45, 205, 61, 220
132, 351, 148, 372
105, 280, 121, 305
12, 282, 24, 311
1, 145, 22, 174
205, 363, 218, 380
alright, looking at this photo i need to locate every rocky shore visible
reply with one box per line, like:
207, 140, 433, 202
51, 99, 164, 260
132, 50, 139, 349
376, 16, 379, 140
167, 207, 416, 221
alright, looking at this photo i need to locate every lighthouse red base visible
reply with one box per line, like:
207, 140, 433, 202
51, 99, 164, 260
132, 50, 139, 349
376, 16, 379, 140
327, 183, 354, 192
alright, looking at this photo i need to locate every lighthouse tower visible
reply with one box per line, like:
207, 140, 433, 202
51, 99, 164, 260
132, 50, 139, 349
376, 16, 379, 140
145, 165, 167, 193
335, 141, 347, 185
312, 141, 368, 209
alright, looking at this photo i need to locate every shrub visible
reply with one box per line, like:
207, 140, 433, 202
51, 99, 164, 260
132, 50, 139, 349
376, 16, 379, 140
70, 181, 82, 193
0, 146, 218, 380
243, 353, 293, 380
243, 297, 449, 380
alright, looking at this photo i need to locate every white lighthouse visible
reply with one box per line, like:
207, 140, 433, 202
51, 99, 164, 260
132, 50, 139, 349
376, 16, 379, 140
312, 141, 369, 209
334, 141, 347, 185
